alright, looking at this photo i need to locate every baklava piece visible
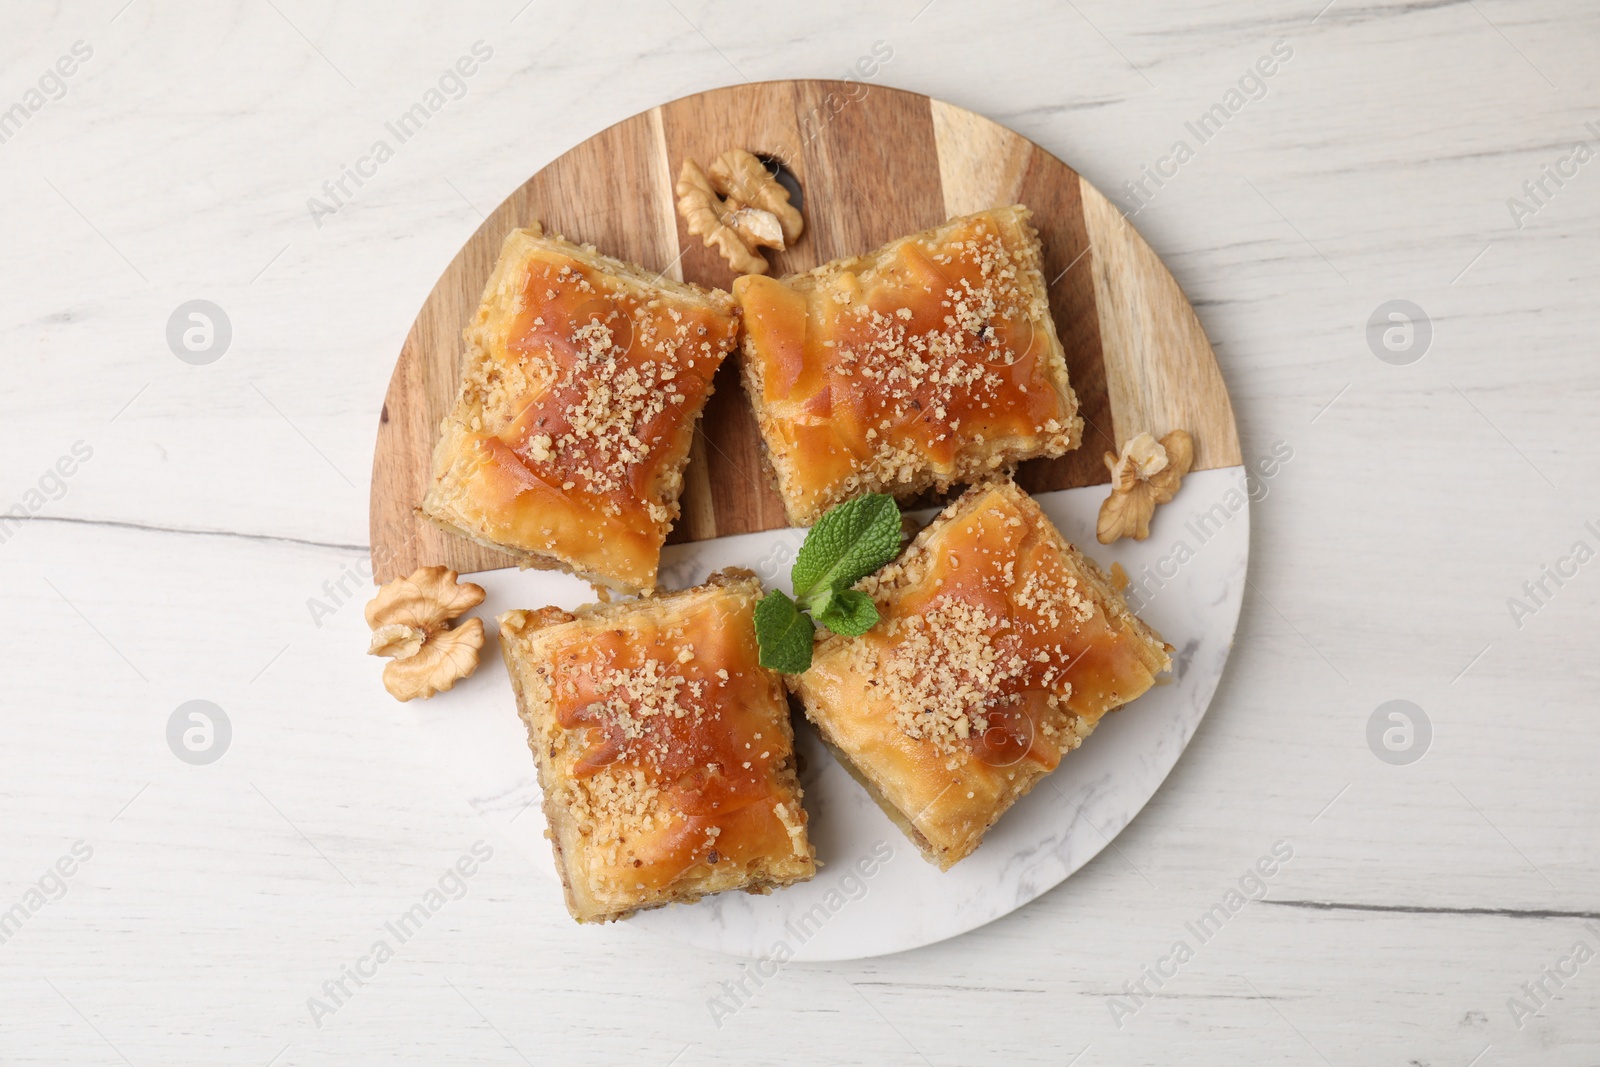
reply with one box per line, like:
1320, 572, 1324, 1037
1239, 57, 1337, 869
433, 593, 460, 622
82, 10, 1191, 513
421, 225, 740, 594
499, 570, 816, 923
791, 480, 1169, 870
733, 205, 1082, 526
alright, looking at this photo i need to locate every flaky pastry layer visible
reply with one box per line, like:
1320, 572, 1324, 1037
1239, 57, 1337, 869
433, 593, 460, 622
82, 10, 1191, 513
792, 480, 1168, 869
734, 206, 1082, 525
500, 570, 816, 922
421, 225, 739, 594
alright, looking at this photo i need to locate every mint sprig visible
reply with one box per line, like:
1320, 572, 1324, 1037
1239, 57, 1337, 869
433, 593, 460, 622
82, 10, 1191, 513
753, 591, 814, 674
813, 587, 879, 637
755, 493, 903, 673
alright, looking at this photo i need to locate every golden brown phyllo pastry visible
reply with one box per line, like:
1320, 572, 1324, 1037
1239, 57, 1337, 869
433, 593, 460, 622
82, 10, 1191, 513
499, 571, 816, 923
790, 480, 1169, 869
733, 206, 1081, 525
421, 224, 740, 594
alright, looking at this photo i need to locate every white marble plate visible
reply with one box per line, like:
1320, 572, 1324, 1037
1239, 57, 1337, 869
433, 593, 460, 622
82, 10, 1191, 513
415, 468, 1248, 960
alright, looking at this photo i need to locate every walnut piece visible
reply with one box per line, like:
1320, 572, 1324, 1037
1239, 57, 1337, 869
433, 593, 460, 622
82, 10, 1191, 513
707, 150, 804, 245
675, 149, 803, 275
1097, 430, 1194, 544
365, 566, 486, 701
676, 160, 768, 275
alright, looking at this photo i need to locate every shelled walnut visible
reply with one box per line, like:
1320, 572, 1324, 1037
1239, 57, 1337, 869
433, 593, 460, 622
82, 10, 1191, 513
1096, 430, 1193, 544
675, 149, 803, 275
365, 566, 486, 701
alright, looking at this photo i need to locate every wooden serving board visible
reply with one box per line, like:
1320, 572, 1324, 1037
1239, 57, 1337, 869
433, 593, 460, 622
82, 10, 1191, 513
370, 80, 1240, 584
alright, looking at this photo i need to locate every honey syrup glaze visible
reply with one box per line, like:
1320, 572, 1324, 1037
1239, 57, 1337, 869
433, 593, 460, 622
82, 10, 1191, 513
458, 249, 737, 586
538, 592, 800, 889
865, 486, 1164, 775
736, 213, 1075, 515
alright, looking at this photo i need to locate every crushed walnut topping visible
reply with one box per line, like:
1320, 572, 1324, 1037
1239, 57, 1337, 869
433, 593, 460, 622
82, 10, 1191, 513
824, 230, 1027, 419
1014, 563, 1095, 631
839, 487, 1124, 758
748, 211, 1080, 522
461, 252, 732, 511
870, 600, 1019, 754
510, 583, 812, 884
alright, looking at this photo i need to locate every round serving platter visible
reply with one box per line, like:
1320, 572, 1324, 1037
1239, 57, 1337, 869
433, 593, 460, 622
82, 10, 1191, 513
371, 81, 1247, 960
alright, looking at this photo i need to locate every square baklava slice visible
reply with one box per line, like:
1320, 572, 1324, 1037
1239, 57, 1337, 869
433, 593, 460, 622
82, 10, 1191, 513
421, 224, 740, 594
499, 570, 816, 923
733, 205, 1082, 526
791, 480, 1169, 870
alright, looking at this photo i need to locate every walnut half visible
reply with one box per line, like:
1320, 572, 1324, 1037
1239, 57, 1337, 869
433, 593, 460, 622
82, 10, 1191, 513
365, 566, 486, 701
675, 149, 804, 275
1096, 430, 1194, 544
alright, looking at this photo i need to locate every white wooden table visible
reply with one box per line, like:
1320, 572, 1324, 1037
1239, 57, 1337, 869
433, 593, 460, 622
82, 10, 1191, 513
3, 1, 1597, 1063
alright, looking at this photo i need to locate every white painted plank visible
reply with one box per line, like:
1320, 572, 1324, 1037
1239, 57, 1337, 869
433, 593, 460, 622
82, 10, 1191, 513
2, 0, 1598, 1064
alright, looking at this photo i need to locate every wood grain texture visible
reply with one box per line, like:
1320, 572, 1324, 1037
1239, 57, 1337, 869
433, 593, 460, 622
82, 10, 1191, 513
930, 99, 1032, 218
1080, 180, 1242, 472
369, 81, 1240, 582
1013, 133, 1120, 494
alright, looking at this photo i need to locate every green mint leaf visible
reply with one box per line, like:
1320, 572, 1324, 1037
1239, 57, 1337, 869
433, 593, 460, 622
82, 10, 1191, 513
815, 588, 880, 637
753, 590, 816, 673
791, 493, 902, 601
753, 495, 902, 672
